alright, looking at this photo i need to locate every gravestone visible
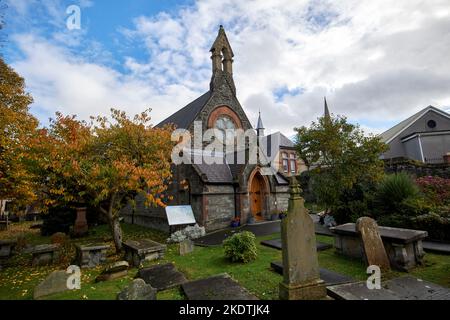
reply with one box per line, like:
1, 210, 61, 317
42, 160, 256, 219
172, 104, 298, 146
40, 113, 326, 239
270, 261, 354, 286
123, 239, 166, 267
179, 239, 194, 256
356, 217, 390, 272
327, 276, 450, 300
137, 263, 187, 291
96, 261, 129, 282
182, 274, 258, 300
73, 207, 88, 237
31, 244, 61, 266
117, 278, 156, 300
279, 177, 327, 300
75, 243, 110, 268
33, 270, 71, 299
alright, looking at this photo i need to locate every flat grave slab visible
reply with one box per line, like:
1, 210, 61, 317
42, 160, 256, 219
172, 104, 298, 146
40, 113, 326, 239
270, 261, 354, 286
182, 274, 258, 300
331, 223, 427, 244
327, 281, 400, 300
137, 263, 187, 291
261, 239, 332, 251
327, 276, 450, 300
331, 223, 427, 271
384, 276, 450, 300
123, 239, 166, 267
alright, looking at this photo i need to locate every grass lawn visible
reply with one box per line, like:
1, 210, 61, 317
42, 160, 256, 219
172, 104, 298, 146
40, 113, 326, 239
0, 222, 449, 300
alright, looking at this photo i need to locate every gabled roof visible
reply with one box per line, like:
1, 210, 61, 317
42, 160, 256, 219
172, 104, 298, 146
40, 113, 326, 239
261, 132, 295, 149
156, 91, 211, 129
380, 106, 450, 143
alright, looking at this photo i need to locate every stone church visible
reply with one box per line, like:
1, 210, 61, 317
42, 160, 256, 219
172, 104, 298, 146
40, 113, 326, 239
122, 26, 291, 232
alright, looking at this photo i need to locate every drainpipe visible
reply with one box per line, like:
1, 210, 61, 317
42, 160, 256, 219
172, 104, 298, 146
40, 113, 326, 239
418, 134, 425, 163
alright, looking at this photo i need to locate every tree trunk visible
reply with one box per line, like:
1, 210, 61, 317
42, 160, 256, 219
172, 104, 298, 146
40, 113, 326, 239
102, 193, 123, 253
109, 215, 123, 252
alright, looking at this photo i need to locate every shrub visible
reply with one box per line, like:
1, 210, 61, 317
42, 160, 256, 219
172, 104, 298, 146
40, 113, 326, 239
374, 173, 419, 215
416, 176, 450, 206
223, 231, 257, 263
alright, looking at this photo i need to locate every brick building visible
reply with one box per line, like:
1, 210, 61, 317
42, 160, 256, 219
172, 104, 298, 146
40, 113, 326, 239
121, 26, 292, 232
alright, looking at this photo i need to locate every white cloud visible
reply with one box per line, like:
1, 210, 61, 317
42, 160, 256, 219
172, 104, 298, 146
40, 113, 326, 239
8, 0, 450, 137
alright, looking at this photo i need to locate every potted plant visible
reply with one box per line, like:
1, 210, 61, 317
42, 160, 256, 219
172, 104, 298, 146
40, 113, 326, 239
230, 217, 240, 228
270, 211, 280, 221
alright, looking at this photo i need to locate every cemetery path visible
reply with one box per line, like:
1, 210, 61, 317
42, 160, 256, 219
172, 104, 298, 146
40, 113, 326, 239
194, 217, 334, 246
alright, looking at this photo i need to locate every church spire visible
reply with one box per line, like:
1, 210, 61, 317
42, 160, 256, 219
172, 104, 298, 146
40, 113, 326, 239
209, 25, 236, 95
324, 96, 331, 120
256, 110, 265, 137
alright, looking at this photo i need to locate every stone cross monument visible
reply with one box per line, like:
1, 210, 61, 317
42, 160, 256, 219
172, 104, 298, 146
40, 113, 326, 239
279, 177, 327, 300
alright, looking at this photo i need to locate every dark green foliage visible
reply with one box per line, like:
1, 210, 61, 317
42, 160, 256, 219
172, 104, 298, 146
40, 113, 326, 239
374, 173, 419, 213
41, 206, 76, 236
223, 231, 258, 263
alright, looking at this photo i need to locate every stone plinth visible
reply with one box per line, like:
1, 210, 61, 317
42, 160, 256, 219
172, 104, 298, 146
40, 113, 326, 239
331, 223, 427, 271
75, 243, 110, 268
123, 239, 166, 267
31, 244, 61, 266
279, 177, 327, 300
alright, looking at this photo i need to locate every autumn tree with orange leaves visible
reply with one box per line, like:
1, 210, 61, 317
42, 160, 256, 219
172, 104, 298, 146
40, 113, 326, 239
30, 109, 174, 252
0, 58, 39, 204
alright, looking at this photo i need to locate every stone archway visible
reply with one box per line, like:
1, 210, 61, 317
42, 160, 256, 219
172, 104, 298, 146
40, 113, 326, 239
248, 169, 270, 221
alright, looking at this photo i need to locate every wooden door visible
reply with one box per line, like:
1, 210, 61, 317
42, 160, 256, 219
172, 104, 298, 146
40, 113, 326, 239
250, 175, 263, 220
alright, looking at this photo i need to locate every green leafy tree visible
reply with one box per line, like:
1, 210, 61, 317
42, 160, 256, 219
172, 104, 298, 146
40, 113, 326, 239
294, 114, 388, 214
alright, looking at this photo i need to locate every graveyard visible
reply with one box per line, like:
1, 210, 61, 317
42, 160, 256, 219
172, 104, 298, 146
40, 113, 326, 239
0, 206, 449, 300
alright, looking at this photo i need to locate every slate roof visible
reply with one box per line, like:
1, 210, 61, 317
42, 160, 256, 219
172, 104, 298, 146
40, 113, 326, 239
261, 132, 295, 149
156, 91, 211, 129
380, 106, 450, 143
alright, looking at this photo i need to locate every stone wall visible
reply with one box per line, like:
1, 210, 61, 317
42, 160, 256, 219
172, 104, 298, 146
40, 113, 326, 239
204, 185, 236, 231
384, 159, 450, 178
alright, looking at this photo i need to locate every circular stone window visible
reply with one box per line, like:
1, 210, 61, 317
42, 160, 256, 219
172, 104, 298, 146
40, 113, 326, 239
427, 120, 437, 129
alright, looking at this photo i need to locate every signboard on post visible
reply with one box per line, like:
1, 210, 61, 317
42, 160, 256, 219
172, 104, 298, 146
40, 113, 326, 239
165, 205, 196, 226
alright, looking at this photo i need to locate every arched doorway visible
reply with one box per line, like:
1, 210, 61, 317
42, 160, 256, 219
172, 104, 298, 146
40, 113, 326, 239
249, 171, 269, 221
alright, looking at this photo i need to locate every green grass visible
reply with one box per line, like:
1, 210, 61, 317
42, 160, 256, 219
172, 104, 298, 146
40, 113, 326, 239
0, 222, 449, 300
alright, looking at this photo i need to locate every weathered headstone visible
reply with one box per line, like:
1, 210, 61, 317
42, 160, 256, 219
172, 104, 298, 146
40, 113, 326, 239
117, 278, 157, 300
279, 177, 327, 300
95, 261, 129, 282
356, 217, 391, 272
33, 270, 71, 299
179, 239, 194, 256
73, 207, 88, 237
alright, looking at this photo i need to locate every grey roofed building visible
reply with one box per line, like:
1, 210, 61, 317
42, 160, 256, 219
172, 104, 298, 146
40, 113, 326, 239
380, 105, 450, 163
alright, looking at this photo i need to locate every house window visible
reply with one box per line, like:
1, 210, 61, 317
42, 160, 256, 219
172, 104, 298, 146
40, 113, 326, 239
282, 152, 289, 173
290, 154, 297, 174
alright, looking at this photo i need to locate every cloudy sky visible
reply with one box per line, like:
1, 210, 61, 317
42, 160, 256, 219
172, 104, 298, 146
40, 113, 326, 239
2, 0, 450, 137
